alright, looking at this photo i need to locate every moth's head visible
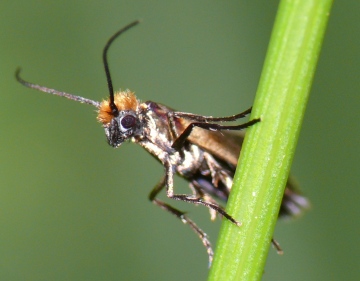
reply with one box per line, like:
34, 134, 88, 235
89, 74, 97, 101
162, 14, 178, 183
97, 90, 141, 148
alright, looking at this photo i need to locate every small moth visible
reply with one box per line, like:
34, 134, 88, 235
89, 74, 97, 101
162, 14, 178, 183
16, 20, 309, 265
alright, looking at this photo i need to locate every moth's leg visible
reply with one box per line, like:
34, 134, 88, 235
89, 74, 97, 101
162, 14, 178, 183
167, 111, 183, 141
170, 106, 253, 123
203, 153, 233, 192
164, 160, 241, 227
271, 238, 284, 255
188, 181, 218, 221
171, 118, 260, 151
167, 107, 254, 142
149, 168, 214, 265
190, 181, 219, 221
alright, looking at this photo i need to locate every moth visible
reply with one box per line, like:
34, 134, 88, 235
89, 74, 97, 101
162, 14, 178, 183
16, 20, 309, 265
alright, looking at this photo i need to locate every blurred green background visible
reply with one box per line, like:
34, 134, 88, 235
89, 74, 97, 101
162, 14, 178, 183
1, 1, 359, 280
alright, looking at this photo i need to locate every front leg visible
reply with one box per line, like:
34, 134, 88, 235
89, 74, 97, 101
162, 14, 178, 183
167, 108, 259, 151
171, 118, 260, 151
169, 106, 253, 123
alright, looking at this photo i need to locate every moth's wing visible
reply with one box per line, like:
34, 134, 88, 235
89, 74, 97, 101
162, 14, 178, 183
150, 104, 245, 165
190, 129, 245, 168
173, 116, 244, 167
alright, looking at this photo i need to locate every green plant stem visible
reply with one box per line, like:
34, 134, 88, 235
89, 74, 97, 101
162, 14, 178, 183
208, 0, 333, 280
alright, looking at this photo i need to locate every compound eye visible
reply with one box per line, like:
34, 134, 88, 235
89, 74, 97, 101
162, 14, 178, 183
121, 114, 136, 129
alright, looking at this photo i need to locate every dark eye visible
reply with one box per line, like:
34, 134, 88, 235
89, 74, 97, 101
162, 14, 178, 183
121, 115, 136, 129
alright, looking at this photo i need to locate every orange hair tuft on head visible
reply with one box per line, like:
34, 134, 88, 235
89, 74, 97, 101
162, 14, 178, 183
97, 90, 139, 124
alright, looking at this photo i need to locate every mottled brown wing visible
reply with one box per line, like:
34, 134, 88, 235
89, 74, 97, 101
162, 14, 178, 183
173, 116, 245, 167
190, 129, 244, 167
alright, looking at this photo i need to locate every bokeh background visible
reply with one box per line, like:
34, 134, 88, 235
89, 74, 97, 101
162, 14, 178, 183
1, 1, 359, 280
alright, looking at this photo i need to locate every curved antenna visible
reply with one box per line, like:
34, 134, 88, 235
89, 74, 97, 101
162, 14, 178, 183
102, 20, 141, 116
15, 68, 100, 108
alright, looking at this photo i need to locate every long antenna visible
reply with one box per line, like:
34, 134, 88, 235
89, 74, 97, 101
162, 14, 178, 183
102, 20, 140, 116
15, 68, 100, 108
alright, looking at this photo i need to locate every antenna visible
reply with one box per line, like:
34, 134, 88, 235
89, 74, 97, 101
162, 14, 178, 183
15, 68, 100, 108
15, 20, 141, 110
102, 20, 140, 116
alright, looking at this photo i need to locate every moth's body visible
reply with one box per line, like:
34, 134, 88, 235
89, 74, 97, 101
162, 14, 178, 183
101, 91, 306, 219
16, 20, 309, 265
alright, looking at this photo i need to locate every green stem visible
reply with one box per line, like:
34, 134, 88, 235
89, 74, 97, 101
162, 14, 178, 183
208, 0, 333, 280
